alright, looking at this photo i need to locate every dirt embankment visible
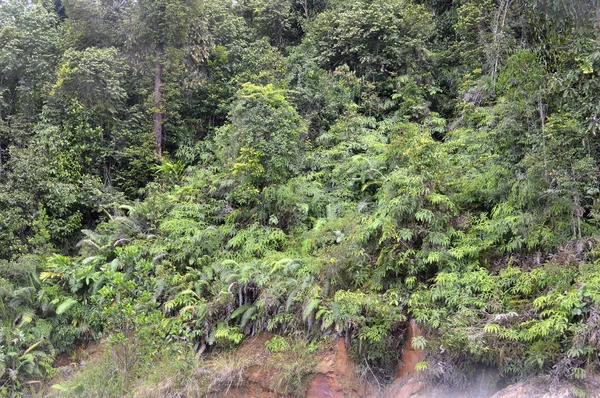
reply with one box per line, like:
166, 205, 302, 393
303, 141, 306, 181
50, 322, 600, 398
216, 320, 600, 398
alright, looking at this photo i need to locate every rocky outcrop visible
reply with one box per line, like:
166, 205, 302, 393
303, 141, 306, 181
214, 322, 430, 398
397, 320, 425, 379
490, 380, 567, 398
215, 365, 281, 398
490, 377, 600, 398
383, 372, 498, 398
215, 335, 377, 398
382, 319, 427, 398
383, 376, 424, 398
52, 331, 600, 398
305, 320, 433, 398
305, 338, 376, 398
203, 330, 600, 398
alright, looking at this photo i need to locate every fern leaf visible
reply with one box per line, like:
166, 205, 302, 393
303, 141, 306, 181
286, 289, 299, 312
23, 341, 42, 355
230, 304, 251, 320
240, 306, 257, 329
303, 298, 321, 322
56, 298, 78, 315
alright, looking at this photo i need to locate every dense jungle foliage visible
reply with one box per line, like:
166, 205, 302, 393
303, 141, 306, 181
4, 0, 600, 395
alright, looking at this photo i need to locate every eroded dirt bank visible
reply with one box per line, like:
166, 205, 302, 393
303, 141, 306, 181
209, 325, 600, 398
50, 327, 600, 398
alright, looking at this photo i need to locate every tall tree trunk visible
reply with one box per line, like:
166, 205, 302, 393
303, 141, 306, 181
301, 0, 309, 18
153, 47, 164, 157
597, 6, 600, 39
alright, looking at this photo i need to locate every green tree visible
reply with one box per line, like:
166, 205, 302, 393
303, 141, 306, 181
306, 0, 434, 80
62, 0, 134, 49
214, 83, 306, 193
136, 0, 199, 156
0, 0, 62, 172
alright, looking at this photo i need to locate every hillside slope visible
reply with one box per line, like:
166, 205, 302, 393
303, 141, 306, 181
3, 0, 600, 396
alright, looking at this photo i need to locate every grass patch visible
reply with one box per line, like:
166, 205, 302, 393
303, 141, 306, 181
45, 334, 324, 397
267, 339, 320, 397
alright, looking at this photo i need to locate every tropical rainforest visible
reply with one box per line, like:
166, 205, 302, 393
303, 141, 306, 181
3, 0, 600, 396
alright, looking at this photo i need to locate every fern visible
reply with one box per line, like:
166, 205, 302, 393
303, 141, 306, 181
286, 289, 299, 312
230, 304, 251, 320
303, 299, 321, 322
56, 298, 78, 315
240, 306, 257, 329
